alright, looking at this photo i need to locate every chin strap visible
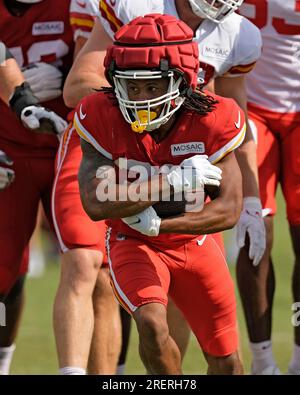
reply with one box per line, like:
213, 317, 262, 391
131, 110, 157, 133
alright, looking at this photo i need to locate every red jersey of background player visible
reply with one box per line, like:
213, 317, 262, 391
0, 0, 74, 154
74, 90, 246, 243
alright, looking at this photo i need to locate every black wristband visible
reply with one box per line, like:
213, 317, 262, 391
9, 82, 39, 118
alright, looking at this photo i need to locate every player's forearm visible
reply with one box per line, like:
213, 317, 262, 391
80, 174, 173, 221
235, 124, 260, 198
160, 193, 242, 235
63, 71, 106, 108
160, 151, 243, 234
0, 58, 24, 105
81, 192, 154, 221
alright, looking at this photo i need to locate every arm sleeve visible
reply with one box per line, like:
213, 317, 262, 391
98, 0, 124, 38
208, 99, 246, 164
73, 94, 113, 159
98, 0, 160, 38
226, 19, 262, 77
70, 0, 99, 41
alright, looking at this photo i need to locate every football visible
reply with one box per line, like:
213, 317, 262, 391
153, 185, 220, 218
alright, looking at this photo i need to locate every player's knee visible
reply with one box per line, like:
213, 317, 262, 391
135, 305, 169, 351
208, 352, 243, 375
2, 276, 25, 305
264, 216, 274, 252
0, 269, 23, 299
60, 249, 102, 296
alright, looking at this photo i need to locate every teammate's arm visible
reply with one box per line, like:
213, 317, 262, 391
159, 151, 242, 235
214, 75, 259, 197
214, 75, 266, 264
63, 19, 112, 108
0, 43, 24, 105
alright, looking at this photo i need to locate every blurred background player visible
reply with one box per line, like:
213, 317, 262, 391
0, 42, 19, 194
63, 0, 264, 363
0, 0, 73, 375
237, 0, 300, 375
52, 0, 123, 375
75, 13, 245, 374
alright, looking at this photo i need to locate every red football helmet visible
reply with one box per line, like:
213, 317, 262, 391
104, 14, 199, 132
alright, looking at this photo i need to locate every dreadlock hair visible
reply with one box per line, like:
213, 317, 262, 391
183, 87, 218, 115
97, 85, 218, 116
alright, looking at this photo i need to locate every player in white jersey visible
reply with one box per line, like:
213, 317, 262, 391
237, 0, 300, 375
100, 0, 260, 84
63, 0, 264, 365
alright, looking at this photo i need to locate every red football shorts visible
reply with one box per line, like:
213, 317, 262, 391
211, 232, 225, 256
248, 103, 300, 225
107, 229, 238, 357
52, 125, 107, 262
0, 143, 55, 295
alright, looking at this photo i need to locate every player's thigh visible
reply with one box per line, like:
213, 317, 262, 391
0, 154, 41, 294
107, 231, 171, 315
169, 235, 238, 357
281, 124, 300, 226
248, 108, 280, 216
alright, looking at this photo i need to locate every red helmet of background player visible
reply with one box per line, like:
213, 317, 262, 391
104, 13, 199, 133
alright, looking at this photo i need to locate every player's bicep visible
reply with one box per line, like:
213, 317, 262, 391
79, 138, 114, 196
214, 76, 247, 109
73, 36, 88, 60
73, 18, 112, 74
214, 151, 242, 211
63, 19, 112, 107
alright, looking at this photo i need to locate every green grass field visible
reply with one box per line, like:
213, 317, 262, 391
10, 190, 296, 374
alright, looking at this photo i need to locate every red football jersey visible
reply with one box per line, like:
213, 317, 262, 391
74, 91, 246, 242
0, 0, 74, 155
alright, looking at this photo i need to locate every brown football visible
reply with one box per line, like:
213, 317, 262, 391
153, 185, 220, 218
34, 118, 56, 135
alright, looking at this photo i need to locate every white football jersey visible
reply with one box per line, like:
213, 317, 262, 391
239, 0, 300, 113
99, 0, 262, 85
70, 0, 99, 40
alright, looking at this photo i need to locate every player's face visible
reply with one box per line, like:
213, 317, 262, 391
126, 77, 170, 117
206, 0, 222, 8
126, 78, 169, 103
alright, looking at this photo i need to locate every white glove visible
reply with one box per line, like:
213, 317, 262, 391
21, 106, 68, 137
122, 206, 161, 237
22, 62, 63, 102
0, 151, 15, 190
167, 155, 222, 193
237, 197, 266, 266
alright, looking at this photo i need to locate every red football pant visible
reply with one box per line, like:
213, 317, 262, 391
52, 125, 107, 260
107, 230, 238, 357
0, 144, 55, 294
248, 103, 300, 224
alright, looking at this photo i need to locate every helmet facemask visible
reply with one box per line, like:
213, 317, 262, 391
113, 69, 185, 133
188, 0, 244, 23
